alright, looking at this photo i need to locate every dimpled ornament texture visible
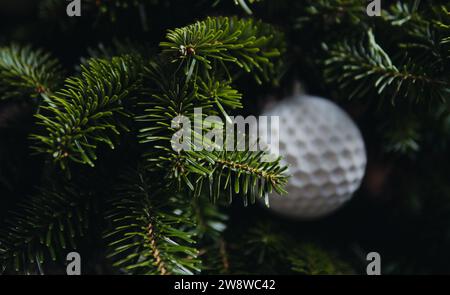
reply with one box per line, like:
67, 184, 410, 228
261, 95, 367, 219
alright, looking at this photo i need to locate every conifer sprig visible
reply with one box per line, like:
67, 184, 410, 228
0, 185, 91, 274
294, 0, 367, 31
32, 56, 142, 170
160, 16, 285, 84
105, 170, 200, 275
288, 244, 353, 275
0, 44, 63, 102
2, 15, 289, 275
138, 57, 288, 204
322, 30, 450, 104
187, 149, 289, 205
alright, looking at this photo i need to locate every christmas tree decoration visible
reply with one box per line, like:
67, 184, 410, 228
261, 95, 367, 219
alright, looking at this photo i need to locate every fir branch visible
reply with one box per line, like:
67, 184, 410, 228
192, 197, 228, 241
190, 149, 288, 205
105, 169, 200, 275
204, 221, 289, 274
437, 6, 450, 61
160, 16, 285, 84
0, 185, 91, 274
295, 0, 367, 30
137, 57, 215, 181
322, 30, 450, 104
383, 2, 448, 70
0, 44, 63, 102
289, 243, 354, 275
31, 55, 142, 170
381, 113, 421, 154
82, 40, 155, 67
138, 58, 288, 204
196, 74, 243, 117
138, 57, 215, 145
204, 221, 354, 275
382, 1, 422, 27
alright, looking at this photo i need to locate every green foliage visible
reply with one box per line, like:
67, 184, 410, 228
91, 0, 261, 17
202, 221, 354, 275
32, 55, 142, 170
192, 197, 228, 241
137, 58, 214, 181
160, 16, 285, 84
440, 8, 450, 49
0, 185, 91, 274
82, 40, 156, 66
0, 44, 63, 102
295, 0, 367, 30
95, 0, 158, 11
239, 222, 289, 273
0, 3, 380, 275
212, 0, 262, 15
196, 74, 243, 115
289, 1, 450, 155
382, 114, 421, 154
188, 149, 288, 205
139, 57, 287, 206
105, 169, 200, 275
201, 221, 288, 274
323, 29, 450, 104
139, 33, 288, 204
289, 243, 353, 275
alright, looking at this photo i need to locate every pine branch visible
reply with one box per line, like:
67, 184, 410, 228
295, 0, 367, 30
160, 16, 285, 84
82, 40, 156, 67
288, 243, 354, 275
31, 55, 142, 170
104, 169, 200, 275
203, 221, 354, 275
0, 185, 91, 274
139, 21, 288, 204
196, 73, 243, 117
138, 58, 232, 188
186, 149, 288, 205
383, 1, 423, 27
203, 221, 290, 274
381, 113, 421, 154
0, 44, 63, 102
322, 30, 450, 104
382, 2, 449, 72
192, 197, 228, 241
436, 6, 450, 62
140, 58, 287, 204
137, 57, 215, 181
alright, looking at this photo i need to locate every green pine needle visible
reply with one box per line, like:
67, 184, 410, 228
0, 44, 63, 102
322, 30, 450, 104
0, 185, 91, 275
160, 16, 285, 84
105, 169, 201, 275
31, 55, 142, 170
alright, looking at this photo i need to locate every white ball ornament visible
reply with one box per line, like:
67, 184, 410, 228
260, 95, 367, 219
